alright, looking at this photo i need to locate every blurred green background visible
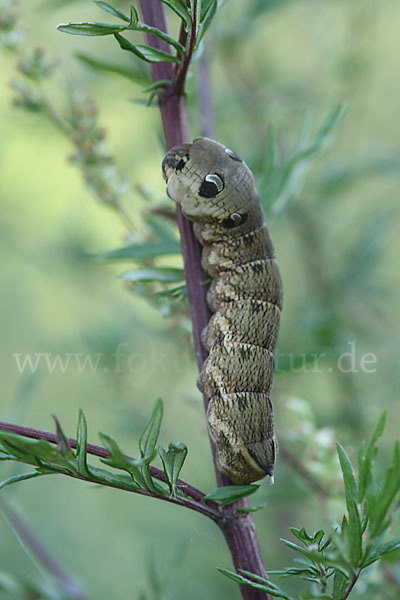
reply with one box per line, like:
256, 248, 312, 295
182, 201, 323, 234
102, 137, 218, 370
1, 0, 399, 598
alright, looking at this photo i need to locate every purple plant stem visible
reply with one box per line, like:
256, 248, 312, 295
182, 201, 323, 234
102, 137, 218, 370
138, 3, 271, 599
0, 421, 219, 516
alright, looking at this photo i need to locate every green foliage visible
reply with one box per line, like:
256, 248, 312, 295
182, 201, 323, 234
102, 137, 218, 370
219, 415, 400, 599
158, 441, 188, 496
0, 401, 171, 497
202, 483, 260, 507
259, 105, 345, 215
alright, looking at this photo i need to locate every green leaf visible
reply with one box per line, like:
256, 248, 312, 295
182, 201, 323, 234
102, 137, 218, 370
161, 0, 192, 31
76, 52, 151, 85
0, 471, 50, 490
363, 537, 400, 567
218, 568, 295, 600
139, 399, 163, 462
336, 443, 362, 564
99, 432, 147, 487
234, 503, 266, 515
57, 21, 128, 36
152, 283, 187, 299
114, 33, 179, 63
128, 17, 185, 57
93, 239, 181, 261
332, 570, 348, 600
202, 484, 259, 506
369, 442, 400, 537
121, 267, 185, 284
260, 105, 345, 214
53, 415, 72, 457
158, 441, 188, 495
94, 1, 130, 22
197, 0, 217, 44
76, 409, 90, 477
358, 412, 386, 502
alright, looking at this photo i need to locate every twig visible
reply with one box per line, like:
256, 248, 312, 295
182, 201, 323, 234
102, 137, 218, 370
0, 497, 89, 600
278, 439, 329, 498
0, 420, 222, 522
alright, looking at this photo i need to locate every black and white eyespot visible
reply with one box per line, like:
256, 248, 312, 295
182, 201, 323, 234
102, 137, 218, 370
221, 212, 248, 229
224, 147, 243, 162
199, 173, 224, 198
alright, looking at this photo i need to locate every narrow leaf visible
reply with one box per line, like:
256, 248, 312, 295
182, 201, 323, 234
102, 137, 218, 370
57, 21, 128, 36
336, 443, 362, 565
202, 484, 259, 505
0, 471, 49, 490
218, 568, 295, 600
120, 267, 184, 283
161, 0, 192, 31
93, 240, 181, 261
76, 409, 90, 476
99, 432, 147, 487
76, 52, 151, 85
114, 33, 179, 63
139, 399, 163, 461
53, 415, 72, 456
364, 537, 400, 567
94, 1, 130, 22
158, 441, 188, 495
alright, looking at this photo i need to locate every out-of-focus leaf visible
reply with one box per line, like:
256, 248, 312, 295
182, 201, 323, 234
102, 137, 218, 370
332, 570, 348, 600
260, 105, 345, 215
363, 537, 400, 567
94, 239, 181, 261
369, 442, 400, 537
358, 412, 386, 502
94, 1, 130, 22
0, 471, 50, 490
121, 267, 184, 283
234, 503, 265, 515
336, 443, 362, 565
76, 52, 151, 85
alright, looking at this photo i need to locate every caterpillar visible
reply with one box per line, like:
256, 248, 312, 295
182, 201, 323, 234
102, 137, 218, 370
162, 137, 283, 484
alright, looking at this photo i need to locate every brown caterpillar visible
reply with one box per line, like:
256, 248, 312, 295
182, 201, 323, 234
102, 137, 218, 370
162, 138, 283, 484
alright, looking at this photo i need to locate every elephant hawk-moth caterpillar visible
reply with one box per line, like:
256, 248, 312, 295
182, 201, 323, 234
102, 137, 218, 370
162, 137, 283, 484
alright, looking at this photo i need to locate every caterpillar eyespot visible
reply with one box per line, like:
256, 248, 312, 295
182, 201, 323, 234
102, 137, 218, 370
162, 137, 283, 485
224, 147, 243, 162
199, 173, 224, 198
222, 212, 247, 229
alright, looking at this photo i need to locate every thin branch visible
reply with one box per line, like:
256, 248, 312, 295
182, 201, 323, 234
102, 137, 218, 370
0, 420, 222, 522
278, 439, 329, 498
0, 497, 89, 600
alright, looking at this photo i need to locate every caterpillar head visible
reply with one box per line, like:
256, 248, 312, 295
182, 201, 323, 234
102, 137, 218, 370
162, 138, 262, 234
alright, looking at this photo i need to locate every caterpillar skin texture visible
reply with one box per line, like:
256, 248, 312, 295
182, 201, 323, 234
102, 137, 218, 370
162, 137, 283, 484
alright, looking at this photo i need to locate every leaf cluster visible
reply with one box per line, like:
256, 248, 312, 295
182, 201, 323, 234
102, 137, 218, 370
0, 400, 190, 504
220, 413, 400, 599
58, 1, 219, 103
